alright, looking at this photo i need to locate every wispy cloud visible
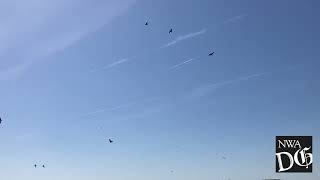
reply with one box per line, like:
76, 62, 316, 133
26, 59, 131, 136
162, 29, 207, 48
0, 0, 136, 81
82, 101, 138, 116
90, 58, 129, 72
106, 59, 129, 68
82, 97, 160, 116
224, 14, 248, 24
190, 72, 266, 98
0, 63, 29, 81
14, 132, 36, 142
103, 105, 164, 122
169, 58, 196, 69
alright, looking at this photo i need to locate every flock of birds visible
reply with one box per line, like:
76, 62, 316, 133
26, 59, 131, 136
0, 15, 291, 180
0, 20, 216, 170
34, 164, 45, 168
1, 116, 112, 168
0, 21, 284, 180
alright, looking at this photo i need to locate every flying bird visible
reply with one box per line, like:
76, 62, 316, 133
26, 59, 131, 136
222, 156, 227, 160
34, 164, 37, 168
208, 52, 215, 56
145, 21, 149, 26
0, 117, 2, 124
42, 165, 45, 168
169, 28, 173, 34
108, 139, 114, 143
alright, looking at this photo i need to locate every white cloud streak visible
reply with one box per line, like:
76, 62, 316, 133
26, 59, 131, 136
162, 29, 207, 48
191, 72, 267, 98
90, 58, 129, 72
82, 101, 138, 116
169, 58, 196, 69
81, 97, 160, 117
0, 63, 29, 81
0, 0, 136, 80
106, 59, 129, 68
224, 14, 248, 24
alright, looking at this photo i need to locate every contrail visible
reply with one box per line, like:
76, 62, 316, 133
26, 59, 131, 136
104, 58, 129, 69
224, 14, 248, 24
81, 101, 138, 116
169, 58, 196, 69
162, 29, 207, 48
81, 97, 160, 117
89, 14, 247, 73
208, 72, 267, 88
191, 72, 267, 98
90, 58, 129, 72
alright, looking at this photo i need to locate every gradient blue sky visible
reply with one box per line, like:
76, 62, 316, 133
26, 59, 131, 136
0, 0, 319, 180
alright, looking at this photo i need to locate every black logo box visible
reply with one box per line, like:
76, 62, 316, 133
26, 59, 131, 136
276, 136, 313, 173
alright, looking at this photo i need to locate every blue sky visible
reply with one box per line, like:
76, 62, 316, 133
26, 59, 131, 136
0, 0, 319, 179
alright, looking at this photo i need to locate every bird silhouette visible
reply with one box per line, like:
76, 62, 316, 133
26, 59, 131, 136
108, 139, 114, 143
145, 21, 149, 26
208, 52, 215, 56
222, 156, 227, 160
42, 165, 45, 168
0, 117, 2, 124
34, 164, 37, 168
169, 28, 173, 34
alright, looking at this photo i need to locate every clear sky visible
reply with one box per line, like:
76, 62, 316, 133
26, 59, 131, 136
0, 0, 319, 180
